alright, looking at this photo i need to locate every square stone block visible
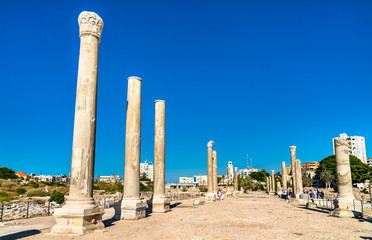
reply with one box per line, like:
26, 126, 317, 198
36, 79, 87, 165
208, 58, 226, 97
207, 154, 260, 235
114, 198, 147, 220
152, 196, 170, 213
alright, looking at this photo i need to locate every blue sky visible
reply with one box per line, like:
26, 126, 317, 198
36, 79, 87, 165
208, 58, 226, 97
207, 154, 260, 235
1, 1, 371, 182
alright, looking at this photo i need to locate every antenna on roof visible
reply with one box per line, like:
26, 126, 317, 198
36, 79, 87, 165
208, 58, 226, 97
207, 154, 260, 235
246, 154, 249, 169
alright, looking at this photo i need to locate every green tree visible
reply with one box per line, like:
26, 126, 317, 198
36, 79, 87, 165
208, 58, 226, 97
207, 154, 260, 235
49, 192, 65, 204
302, 174, 313, 187
250, 169, 270, 182
0, 167, 17, 180
315, 155, 371, 185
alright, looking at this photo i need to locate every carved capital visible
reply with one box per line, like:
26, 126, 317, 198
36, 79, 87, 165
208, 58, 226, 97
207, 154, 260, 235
78, 11, 104, 40
289, 146, 296, 151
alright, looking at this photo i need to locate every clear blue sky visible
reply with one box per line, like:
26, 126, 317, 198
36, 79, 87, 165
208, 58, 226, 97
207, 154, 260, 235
1, 1, 371, 182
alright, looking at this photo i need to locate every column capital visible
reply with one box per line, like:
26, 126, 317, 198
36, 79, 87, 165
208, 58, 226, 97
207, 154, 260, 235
78, 11, 103, 40
289, 146, 296, 151
154, 100, 166, 103
207, 141, 214, 148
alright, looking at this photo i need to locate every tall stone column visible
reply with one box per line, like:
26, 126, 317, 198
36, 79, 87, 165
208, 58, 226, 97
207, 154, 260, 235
290, 146, 297, 195
114, 76, 146, 220
234, 167, 238, 192
206, 141, 215, 202
51, 11, 104, 235
212, 150, 218, 193
281, 161, 287, 191
294, 159, 303, 197
330, 138, 355, 218
152, 100, 170, 213
266, 177, 270, 192
271, 170, 275, 192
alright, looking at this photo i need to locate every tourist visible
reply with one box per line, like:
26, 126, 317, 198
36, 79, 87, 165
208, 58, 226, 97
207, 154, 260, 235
217, 190, 222, 201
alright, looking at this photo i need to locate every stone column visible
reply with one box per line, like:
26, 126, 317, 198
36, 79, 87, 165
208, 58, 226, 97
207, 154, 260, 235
290, 146, 297, 195
330, 138, 355, 218
234, 167, 238, 192
206, 141, 215, 202
152, 100, 170, 213
212, 151, 218, 194
277, 181, 282, 195
266, 177, 270, 192
281, 161, 287, 191
271, 170, 275, 192
294, 159, 303, 197
51, 11, 104, 235
114, 76, 146, 220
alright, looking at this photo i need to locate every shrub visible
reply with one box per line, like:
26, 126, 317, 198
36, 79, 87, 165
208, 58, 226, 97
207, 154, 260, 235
26, 189, 50, 197
0, 192, 18, 202
49, 192, 65, 204
15, 187, 26, 195
26, 181, 39, 188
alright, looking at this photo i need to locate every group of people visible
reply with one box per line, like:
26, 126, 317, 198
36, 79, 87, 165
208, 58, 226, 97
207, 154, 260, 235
305, 189, 325, 199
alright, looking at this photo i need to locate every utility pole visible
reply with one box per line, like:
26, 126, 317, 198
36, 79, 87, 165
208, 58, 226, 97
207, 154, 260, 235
246, 154, 249, 169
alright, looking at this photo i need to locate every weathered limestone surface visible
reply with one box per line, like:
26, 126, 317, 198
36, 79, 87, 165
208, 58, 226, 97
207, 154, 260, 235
290, 146, 297, 195
271, 170, 275, 192
152, 100, 170, 213
330, 138, 355, 218
206, 141, 215, 202
295, 159, 303, 197
50, 11, 104, 235
212, 150, 217, 193
114, 76, 146, 220
266, 177, 270, 193
281, 161, 287, 191
276, 181, 282, 195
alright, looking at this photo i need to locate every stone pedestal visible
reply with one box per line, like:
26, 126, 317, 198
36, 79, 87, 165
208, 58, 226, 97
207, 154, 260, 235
206, 141, 215, 202
152, 196, 170, 213
330, 138, 355, 218
114, 198, 147, 220
50, 11, 104, 235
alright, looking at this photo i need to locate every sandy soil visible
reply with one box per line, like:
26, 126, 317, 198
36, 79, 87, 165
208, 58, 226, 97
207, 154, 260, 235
0, 192, 370, 240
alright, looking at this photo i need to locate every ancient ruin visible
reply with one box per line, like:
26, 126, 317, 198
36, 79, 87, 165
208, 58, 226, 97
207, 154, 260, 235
213, 150, 217, 193
50, 11, 105, 235
294, 159, 303, 197
206, 141, 215, 202
152, 100, 170, 213
330, 138, 355, 218
290, 146, 297, 196
281, 161, 287, 190
114, 76, 147, 220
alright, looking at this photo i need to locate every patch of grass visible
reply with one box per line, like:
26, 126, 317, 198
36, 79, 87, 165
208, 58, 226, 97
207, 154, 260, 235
293, 233, 304, 236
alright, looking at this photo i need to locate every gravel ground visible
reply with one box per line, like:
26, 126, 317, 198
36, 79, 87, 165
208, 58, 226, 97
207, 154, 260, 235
0, 192, 370, 240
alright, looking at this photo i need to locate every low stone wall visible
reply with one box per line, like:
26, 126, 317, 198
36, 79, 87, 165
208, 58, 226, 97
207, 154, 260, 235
0, 200, 61, 221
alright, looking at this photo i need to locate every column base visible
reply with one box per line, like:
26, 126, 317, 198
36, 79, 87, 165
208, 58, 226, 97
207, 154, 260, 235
330, 208, 354, 218
50, 199, 104, 235
113, 198, 147, 220
205, 192, 215, 203
334, 196, 354, 210
152, 196, 170, 213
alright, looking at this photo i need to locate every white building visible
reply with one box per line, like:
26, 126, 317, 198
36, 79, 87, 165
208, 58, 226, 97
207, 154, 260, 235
140, 160, 154, 181
237, 168, 260, 178
98, 175, 121, 183
193, 175, 208, 185
179, 177, 194, 184
333, 133, 367, 163
226, 161, 234, 184
367, 158, 372, 167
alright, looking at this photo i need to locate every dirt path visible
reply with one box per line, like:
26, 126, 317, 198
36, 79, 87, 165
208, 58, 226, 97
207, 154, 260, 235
0, 192, 370, 240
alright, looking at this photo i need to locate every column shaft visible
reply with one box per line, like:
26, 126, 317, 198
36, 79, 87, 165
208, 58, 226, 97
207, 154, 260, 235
212, 151, 217, 193
281, 161, 287, 191
271, 170, 275, 192
206, 141, 215, 202
290, 146, 297, 194
295, 159, 303, 196
123, 77, 142, 199
234, 167, 238, 191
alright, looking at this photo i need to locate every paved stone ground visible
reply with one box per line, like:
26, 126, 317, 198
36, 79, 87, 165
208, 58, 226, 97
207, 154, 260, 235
0, 192, 371, 240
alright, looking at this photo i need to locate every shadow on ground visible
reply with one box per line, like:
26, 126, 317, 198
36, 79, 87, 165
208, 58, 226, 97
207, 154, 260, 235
170, 202, 182, 209
0, 230, 41, 240
298, 206, 331, 214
